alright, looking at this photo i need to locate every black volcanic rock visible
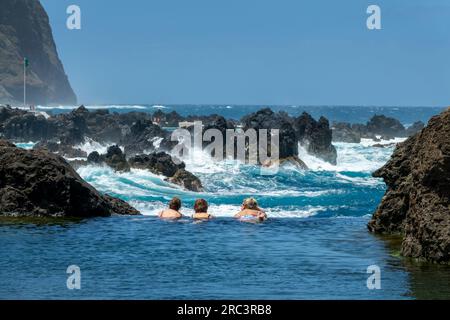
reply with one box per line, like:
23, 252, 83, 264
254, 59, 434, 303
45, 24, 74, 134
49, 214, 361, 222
0, 106, 57, 142
332, 122, 361, 143
0, 140, 139, 217
366, 115, 406, 137
152, 110, 184, 127
368, 108, 450, 263
294, 113, 337, 165
185, 115, 236, 158
83, 146, 129, 172
87, 151, 101, 164
129, 152, 203, 192
104, 145, 130, 172
167, 169, 203, 192
241, 108, 298, 161
52, 106, 156, 146
405, 121, 425, 136
0, 0, 76, 105
332, 115, 423, 144
122, 119, 174, 155
129, 152, 184, 177
34, 140, 87, 158
0, 105, 164, 149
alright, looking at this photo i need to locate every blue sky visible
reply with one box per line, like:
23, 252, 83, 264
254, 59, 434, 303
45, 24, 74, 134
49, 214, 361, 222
41, 0, 450, 106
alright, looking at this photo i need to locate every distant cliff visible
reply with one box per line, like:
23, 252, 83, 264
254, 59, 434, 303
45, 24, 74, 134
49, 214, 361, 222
0, 0, 76, 105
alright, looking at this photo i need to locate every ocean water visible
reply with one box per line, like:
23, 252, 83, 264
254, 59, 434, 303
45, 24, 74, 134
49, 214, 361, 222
35, 104, 446, 125
1, 106, 450, 300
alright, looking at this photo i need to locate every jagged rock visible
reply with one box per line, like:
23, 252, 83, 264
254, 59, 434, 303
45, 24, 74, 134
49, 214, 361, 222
128, 152, 184, 177
128, 152, 203, 192
152, 110, 184, 127
34, 140, 87, 158
368, 108, 450, 263
351, 123, 378, 140
167, 169, 204, 192
0, 140, 139, 217
241, 108, 298, 161
122, 119, 174, 155
83, 145, 129, 171
406, 121, 425, 136
104, 145, 130, 172
332, 122, 361, 143
366, 115, 406, 137
87, 151, 101, 164
332, 115, 422, 144
0, 0, 76, 105
294, 113, 337, 165
0, 106, 56, 142
185, 115, 236, 158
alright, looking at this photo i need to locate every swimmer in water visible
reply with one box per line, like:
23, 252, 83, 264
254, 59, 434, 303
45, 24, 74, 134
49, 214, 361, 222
159, 197, 183, 219
234, 198, 267, 222
192, 199, 214, 220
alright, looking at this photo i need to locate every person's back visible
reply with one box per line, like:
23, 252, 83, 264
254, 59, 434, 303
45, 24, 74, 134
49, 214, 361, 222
159, 197, 183, 219
192, 199, 213, 220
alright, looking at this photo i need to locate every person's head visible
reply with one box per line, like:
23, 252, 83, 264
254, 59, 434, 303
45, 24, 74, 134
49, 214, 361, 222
242, 198, 258, 210
168, 197, 182, 211
194, 199, 208, 213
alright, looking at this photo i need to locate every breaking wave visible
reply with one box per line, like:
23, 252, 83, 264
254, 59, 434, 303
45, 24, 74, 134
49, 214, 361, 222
15, 136, 396, 219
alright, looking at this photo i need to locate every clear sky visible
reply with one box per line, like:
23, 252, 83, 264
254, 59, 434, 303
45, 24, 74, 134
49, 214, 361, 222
40, 0, 450, 106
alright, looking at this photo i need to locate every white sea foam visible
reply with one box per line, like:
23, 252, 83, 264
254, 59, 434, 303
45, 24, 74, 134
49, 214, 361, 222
359, 137, 406, 147
334, 173, 382, 187
299, 138, 401, 173
77, 165, 191, 197
151, 137, 164, 149
175, 147, 239, 174
75, 137, 110, 156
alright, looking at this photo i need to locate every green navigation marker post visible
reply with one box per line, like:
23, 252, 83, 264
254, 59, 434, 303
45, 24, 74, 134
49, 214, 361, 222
23, 57, 29, 108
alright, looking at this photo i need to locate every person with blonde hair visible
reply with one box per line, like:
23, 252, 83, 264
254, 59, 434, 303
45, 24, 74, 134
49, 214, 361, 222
159, 197, 183, 219
234, 198, 267, 222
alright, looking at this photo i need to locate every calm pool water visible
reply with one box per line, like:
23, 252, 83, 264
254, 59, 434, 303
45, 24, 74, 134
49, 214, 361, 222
1, 216, 449, 300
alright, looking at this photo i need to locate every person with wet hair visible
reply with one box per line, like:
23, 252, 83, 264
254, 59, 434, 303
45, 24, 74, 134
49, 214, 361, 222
234, 198, 267, 222
159, 197, 183, 219
192, 199, 214, 220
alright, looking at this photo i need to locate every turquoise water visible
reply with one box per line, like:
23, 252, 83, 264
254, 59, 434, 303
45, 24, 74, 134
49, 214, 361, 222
2, 106, 450, 299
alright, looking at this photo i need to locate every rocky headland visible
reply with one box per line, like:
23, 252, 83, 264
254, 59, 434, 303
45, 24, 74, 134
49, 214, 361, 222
0, 0, 76, 105
368, 108, 450, 263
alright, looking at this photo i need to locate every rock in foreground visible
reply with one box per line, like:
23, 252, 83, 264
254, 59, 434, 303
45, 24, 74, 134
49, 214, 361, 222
368, 108, 450, 263
0, 140, 139, 217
